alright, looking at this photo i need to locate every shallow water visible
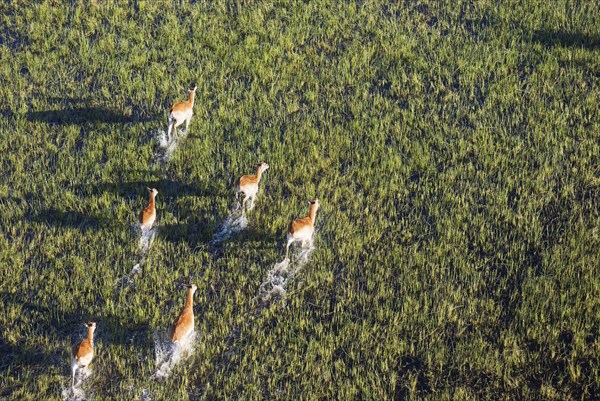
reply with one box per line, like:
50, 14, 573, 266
117, 263, 142, 289
152, 330, 197, 380
259, 247, 314, 304
61, 367, 92, 401
139, 227, 156, 254
140, 388, 152, 401
117, 226, 155, 289
152, 129, 187, 165
211, 204, 248, 244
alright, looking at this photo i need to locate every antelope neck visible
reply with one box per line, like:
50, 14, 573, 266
185, 289, 194, 308
309, 205, 318, 224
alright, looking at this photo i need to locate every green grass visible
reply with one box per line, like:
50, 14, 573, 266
0, 0, 599, 400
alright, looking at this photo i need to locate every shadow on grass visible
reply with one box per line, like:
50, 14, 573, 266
160, 221, 215, 249
0, 291, 58, 376
74, 180, 194, 201
394, 355, 432, 398
159, 205, 278, 251
0, 320, 152, 400
27, 208, 106, 231
233, 224, 279, 246
531, 29, 600, 49
68, 178, 232, 248
27, 107, 152, 125
25, 95, 156, 125
0, 338, 59, 372
0, 286, 156, 400
73, 178, 227, 203
0, 289, 153, 353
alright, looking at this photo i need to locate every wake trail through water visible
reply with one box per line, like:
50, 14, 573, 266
152, 330, 197, 380
139, 227, 156, 256
259, 247, 314, 305
61, 368, 92, 401
117, 226, 156, 290
140, 388, 152, 401
151, 129, 186, 166
71, 128, 184, 398
211, 203, 248, 245
205, 248, 315, 387
121, 129, 184, 400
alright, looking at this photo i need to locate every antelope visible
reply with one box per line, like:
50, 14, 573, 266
71, 322, 96, 388
285, 199, 320, 260
140, 188, 158, 231
170, 284, 197, 344
167, 84, 197, 142
235, 162, 270, 211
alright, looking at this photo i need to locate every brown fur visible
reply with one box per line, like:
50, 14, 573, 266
170, 285, 197, 343
288, 201, 319, 235
169, 89, 195, 114
285, 200, 319, 259
71, 322, 96, 387
288, 215, 312, 235
235, 162, 269, 211
167, 85, 197, 141
72, 339, 93, 362
235, 163, 268, 191
236, 173, 259, 190
140, 188, 158, 228
72, 323, 95, 364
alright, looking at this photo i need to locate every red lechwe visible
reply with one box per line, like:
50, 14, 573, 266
167, 84, 197, 142
170, 284, 197, 344
235, 162, 270, 211
140, 188, 158, 231
285, 199, 320, 260
71, 322, 96, 388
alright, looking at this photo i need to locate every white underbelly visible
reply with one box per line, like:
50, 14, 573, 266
170, 109, 192, 124
173, 321, 194, 343
290, 226, 313, 241
141, 214, 156, 228
76, 352, 93, 367
240, 185, 258, 197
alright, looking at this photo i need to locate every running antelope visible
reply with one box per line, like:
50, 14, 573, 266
140, 188, 158, 230
285, 199, 320, 260
71, 322, 96, 388
235, 162, 269, 211
167, 84, 197, 142
170, 284, 197, 344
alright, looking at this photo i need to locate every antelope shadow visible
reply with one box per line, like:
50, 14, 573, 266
0, 290, 152, 347
75, 180, 197, 200
72, 178, 228, 203
531, 29, 600, 49
27, 208, 106, 231
160, 220, 216, 249
26, 107, 154, 125
26, 96, 154, 125
231, 224, 279, 247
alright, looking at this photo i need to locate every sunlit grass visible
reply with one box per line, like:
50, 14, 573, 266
0, 0, 598, 400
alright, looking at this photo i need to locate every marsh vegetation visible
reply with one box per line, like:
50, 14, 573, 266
0, 1, 598, 400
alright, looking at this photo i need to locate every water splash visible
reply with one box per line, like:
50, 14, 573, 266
117, 263, 142, 288
61, 367, 92, 401
259, 247, 314, 304
117, 226, 155, 290
140, 388, 152, 401
211, 205, 248, 244
61, 387, 87, 401
151, 129, 187, 166
131, 264, 141, 275
152, 330, 197, 380
139, 227, 156, 254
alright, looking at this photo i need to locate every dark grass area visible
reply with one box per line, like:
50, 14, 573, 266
0, 1, 598, 400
